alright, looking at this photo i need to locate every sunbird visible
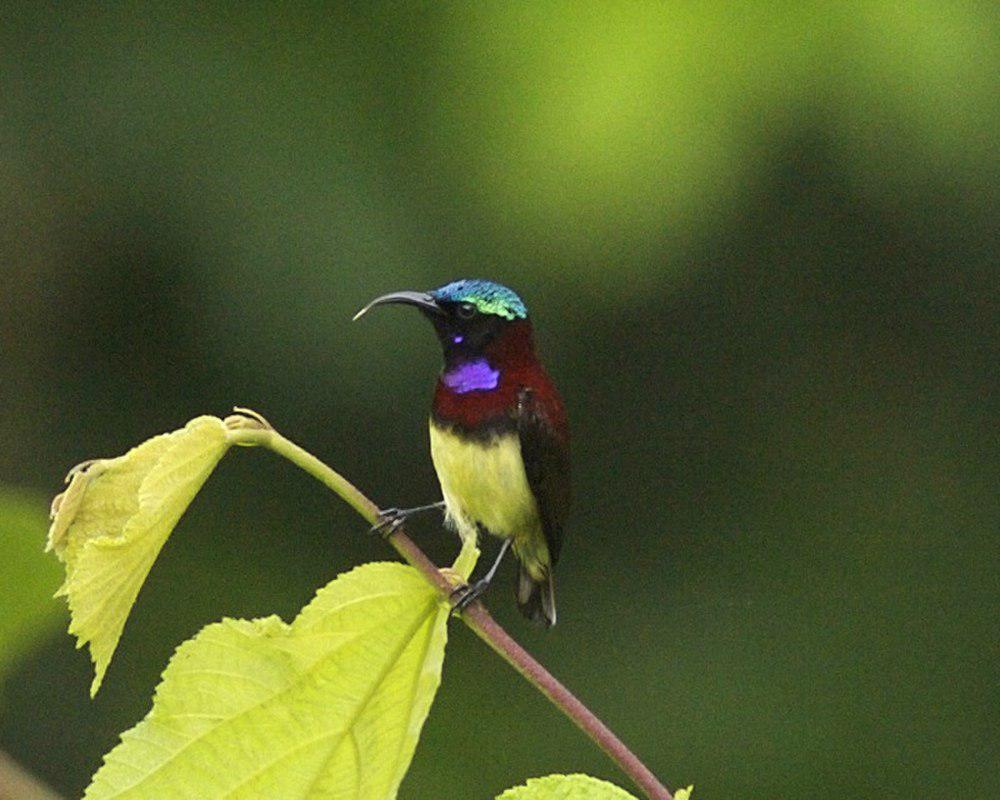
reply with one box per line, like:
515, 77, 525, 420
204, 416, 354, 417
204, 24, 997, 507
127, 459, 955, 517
354, 279, 570, 626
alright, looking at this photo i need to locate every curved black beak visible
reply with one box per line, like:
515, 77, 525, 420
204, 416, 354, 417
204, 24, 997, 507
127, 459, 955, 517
352, 290, 443, 321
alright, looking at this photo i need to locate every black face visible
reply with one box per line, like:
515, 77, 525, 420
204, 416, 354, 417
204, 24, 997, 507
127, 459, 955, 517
353, 289, 513, 365
423, 301, 507, 363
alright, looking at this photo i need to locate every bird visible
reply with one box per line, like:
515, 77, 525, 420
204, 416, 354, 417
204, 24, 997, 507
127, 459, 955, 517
353, 279, 570, 626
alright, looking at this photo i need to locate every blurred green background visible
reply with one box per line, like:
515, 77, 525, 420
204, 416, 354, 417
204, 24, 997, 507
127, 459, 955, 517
1, 3, 997, 798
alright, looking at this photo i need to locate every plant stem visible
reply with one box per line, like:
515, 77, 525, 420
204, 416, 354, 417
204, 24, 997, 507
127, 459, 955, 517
460, 612, 672, 800
0, 751, 64, 800
229, 419, 673, 800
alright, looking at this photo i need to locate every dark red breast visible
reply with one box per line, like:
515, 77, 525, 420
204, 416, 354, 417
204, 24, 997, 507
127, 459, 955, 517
430, 320, 568, 439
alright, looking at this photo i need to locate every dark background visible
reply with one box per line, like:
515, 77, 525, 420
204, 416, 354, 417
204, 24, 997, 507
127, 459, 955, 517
1, 5, 997, 798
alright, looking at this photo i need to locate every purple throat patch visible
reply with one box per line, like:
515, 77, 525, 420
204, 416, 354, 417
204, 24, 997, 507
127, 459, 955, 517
443, 359, 500, 393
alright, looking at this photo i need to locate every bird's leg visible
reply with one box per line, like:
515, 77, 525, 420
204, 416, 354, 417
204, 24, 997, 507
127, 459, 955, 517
370, 500, 445, 538
451, 537, 512, 614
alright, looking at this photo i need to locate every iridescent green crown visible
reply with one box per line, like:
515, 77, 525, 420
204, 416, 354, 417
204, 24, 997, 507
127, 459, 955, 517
430, 279, 528, 320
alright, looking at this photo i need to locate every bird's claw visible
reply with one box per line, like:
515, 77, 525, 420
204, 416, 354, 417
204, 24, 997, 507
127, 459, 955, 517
449, 578, 490, 615
369, 508, 407, 539
369, 501, 445, 538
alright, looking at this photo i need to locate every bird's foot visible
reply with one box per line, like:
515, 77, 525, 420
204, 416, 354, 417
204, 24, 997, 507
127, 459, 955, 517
449, 578, 491, 615
448, 536, 510, 614
369, 501, 445, 539
369, 508, 408, 538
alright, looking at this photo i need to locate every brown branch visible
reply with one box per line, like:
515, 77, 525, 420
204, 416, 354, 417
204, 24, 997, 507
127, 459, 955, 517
0, 752, 64, 800
230, 417, 673, 800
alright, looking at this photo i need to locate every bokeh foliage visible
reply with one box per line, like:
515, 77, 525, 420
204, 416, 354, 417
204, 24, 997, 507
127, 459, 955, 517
0, 3, 996, 798
0, 489, 62, 683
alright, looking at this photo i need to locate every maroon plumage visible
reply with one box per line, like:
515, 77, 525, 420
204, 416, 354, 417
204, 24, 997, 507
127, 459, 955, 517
432, 320, 568, 440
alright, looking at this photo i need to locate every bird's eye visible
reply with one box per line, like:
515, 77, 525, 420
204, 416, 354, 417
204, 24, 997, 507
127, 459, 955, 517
457, 302, 477, 319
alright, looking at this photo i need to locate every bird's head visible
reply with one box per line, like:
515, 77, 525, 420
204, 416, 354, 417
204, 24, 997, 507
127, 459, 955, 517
354, 279, 532, 365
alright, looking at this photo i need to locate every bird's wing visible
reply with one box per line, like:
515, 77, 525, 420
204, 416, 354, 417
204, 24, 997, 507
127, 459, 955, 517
516, 386, 570, 566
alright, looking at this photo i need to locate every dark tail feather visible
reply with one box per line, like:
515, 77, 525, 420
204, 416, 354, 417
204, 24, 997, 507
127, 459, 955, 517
516, 566, 556, 627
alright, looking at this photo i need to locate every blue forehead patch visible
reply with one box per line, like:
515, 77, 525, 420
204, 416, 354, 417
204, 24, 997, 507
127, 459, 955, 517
430, 279, 528, 320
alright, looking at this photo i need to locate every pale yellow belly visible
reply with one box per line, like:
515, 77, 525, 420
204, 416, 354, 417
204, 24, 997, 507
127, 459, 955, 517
429, 421, 542, 549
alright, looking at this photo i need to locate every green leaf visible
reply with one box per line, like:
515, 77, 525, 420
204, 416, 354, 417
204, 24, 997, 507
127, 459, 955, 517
0, 488, 62, 683
48, 416, 231, 695
674, 787, 693, 800
496, 774, 639, 800
84, 561, 449, 800
451, 530, 480, 580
